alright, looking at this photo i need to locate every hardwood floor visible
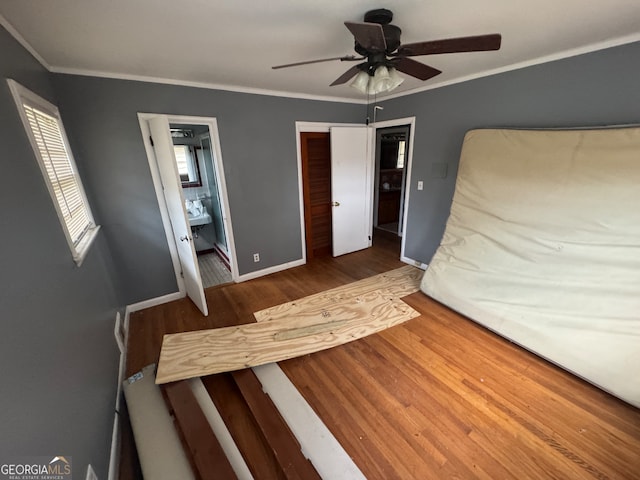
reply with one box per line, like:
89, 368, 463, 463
126, 233, 640, 479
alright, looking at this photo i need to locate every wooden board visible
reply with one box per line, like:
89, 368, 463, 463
156, 266, 422, 384
231, 369, 321, 479
162, 380, 237, 480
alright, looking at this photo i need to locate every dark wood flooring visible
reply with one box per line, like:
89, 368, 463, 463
124, 232, 640, 479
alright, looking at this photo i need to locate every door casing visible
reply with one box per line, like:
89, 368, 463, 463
295, 118, 416, 264
138, 113, 239, 299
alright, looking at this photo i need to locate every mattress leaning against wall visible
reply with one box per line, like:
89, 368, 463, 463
421, 127, 640, 407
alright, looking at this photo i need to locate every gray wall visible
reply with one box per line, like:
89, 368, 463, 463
51, 75, 365, 303
0, 27, 121, 478
376, 41, 640, 265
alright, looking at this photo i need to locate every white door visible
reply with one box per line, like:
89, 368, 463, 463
148, 116, 209, 316
330, 126, 373, 256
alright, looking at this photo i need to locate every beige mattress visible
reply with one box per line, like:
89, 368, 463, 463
421, 127, 640, 407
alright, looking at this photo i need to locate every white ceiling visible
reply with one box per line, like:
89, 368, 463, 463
1, 0, 639, 102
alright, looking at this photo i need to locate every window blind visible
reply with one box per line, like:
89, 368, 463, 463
23, 104, 94, 248
8, 77, 100, 266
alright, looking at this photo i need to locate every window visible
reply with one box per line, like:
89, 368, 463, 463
8, 79, 99, 266
173, 145, 202, 188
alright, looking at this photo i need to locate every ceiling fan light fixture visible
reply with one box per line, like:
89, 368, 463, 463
350, 70, 370, 94
388, 67, 404, 90
370, 65, 390, 94
368, 65, 403, 95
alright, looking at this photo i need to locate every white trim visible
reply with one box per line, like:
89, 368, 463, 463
236, 258, 306, 282
401, 255, 428, 270
125, 291, 184, 314
108, 312, 127, 480
293, 125, 308, 266
188, 379, 254, 479
0, 14, 50, 69
380, 32, 640, 102
371, 117, 417, 262
253, 363, 366, 479
47, 32, 640, 104
113, 311, 125, 354
49, 66, 367, 105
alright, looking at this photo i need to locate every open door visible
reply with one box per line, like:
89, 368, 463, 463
330, 126, 373, 257
148, 116, 209, 316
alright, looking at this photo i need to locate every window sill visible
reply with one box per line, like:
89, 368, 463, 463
73, 225, 101, 267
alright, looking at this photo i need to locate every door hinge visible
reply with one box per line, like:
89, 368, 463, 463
179, 270, 184, 278
149, 135, 154, 147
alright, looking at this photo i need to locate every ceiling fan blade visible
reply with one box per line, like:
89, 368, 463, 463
272, 55, 362, 69
344, 21, 387, 52
393, 57, 442, 81
397, 33, 501, 57
330, 64, 366, 86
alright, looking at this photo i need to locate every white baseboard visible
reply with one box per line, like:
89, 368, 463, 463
401, 255, 428, 270
108, 311, 127, 480
125, 291, 184, 314
236, 258, 306, 282
107, 410, 120, 480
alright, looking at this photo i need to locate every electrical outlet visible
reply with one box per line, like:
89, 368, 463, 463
417, 180, 424, 191
85, 464, 98, 480
253, 253, 260, 262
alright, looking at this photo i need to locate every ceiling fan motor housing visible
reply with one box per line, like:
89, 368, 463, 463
363, 8, 393, 25
355, 26, 402, 73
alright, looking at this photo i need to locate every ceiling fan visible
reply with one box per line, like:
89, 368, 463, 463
272, 8, 501, 94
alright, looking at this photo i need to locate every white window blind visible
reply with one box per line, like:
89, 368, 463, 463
8, 79, 99, 266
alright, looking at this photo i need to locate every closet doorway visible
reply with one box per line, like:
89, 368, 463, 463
298, 123, 373, 260
374, 125, 410, 237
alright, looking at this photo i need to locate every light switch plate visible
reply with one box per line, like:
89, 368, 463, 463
417, 180, 424, 190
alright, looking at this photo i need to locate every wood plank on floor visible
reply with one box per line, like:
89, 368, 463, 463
201, 373, 287, 480
231, 369, 321, 480
155, 266, 422, 383
163, 380, 237, 480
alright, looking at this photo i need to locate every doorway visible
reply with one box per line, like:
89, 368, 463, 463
169, 122, 232, 288
300, 132, 332, 259
374, 125, 410, 237
139, 113, 237, 314
297, 118, 415, 265
298, 124, 372, 260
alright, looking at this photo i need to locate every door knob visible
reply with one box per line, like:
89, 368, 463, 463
331, 201, 340, 207
180, 235, 191, 242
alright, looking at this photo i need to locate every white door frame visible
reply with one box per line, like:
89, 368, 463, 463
138, 113, 239, 296
371, 116, 416, 266
296, 118, 417, 266
295, 121, 370, 263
